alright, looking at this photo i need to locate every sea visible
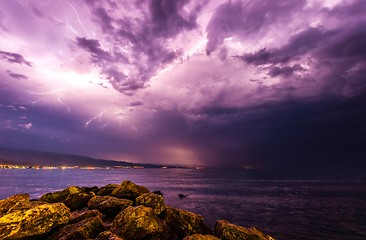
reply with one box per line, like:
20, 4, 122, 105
0, 168, 365, 240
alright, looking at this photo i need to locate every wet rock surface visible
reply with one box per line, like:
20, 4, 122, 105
163, 206, 213, 238
88, 196, 133, 218
0, 202, 70, 240
215, 220, 276, 240
111, 180, 150, 200
0, 194, 30, 217
136, 192, 166, 215
0, 180, 276, 240
47, 216, 105, 240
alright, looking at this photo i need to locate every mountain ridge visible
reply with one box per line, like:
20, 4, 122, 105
0, 148, 163, 168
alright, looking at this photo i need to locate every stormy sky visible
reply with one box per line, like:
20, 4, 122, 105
0, 0, 365, 171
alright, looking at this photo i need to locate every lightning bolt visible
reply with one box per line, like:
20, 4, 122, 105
84, 110, 106, 127
64, 1, 90, 38
83, 108, 139, 133
27, 88, 71, 112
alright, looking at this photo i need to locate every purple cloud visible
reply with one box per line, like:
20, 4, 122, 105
0, 51, 32, 67
206, 0, 306, 54
6, 70, 28, 79
76, 37, 112, 61
1, 0, 366, 172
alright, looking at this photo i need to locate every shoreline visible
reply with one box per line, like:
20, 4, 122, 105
0, 180, 276, 240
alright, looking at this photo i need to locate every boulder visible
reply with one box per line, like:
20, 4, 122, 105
111, 180, 149, 200
88, 195, 111, 209
40, 189, 70, 203
40, 186, 82, 203
163, 207, 212, 238
214, 220, 276, 240
97, 197, 133, 217
183, 234, 221, 240
40, 186, 94, 210
110, 205, 167, 240
5, 200, 48, 215
0, 193, 30, 217
81, 186, 99, 194
70, 209, 103, 224
63, 191, 95, 210
0, 202, 70, 240
136, 193, 166, 215
88, 196, 133, 218
97, 184, 119, 196
47, 216, 105, 240
96, 231, 125, 240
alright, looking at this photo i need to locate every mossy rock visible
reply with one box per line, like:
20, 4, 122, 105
6, 200, 48, 215
136, 193, 166, 215
88, 196, 132, 218
47, 216, 105, 240
111, 180, 149, 200
0, 202, 70, 240
63, 192, 95, 211
214, 220, 276, 240
40, 186, 82, 203
96, 231, 125, 240
183, 234, 221, 240
110, 205, 167, 240
97, 197, 133, 218
163, 206, 212, 238
40, 186, 94, 210
0, 194, 30, 217
88, 195, 111, 209
70, 209, 103, 224
97, 184, 119, 196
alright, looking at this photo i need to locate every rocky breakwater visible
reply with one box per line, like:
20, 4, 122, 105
0, 180, 276, 240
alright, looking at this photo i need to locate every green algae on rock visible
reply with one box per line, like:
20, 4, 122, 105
163, 206, 212, 238
136, 192, 166, 215
215, 220, 276, 240
40, 186, 79, 203
111, 180, 150, 200
183, 234, 221, 240
40, 186, 95, 210
110, 205, 167, 240
0, 194, 30, 217
0, 202, 70, 240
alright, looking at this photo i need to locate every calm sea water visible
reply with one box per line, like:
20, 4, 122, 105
0, 168, 365, 240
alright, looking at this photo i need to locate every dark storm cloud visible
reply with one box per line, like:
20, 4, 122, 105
2, 0, 366, 174
148, 0, 198, 37
241, 19, 366, 97
92, 7, 114, 33
0, 50, 32, 67
242, 27, 337, 65
76, 37, 112, 61
327, 0, 366, 19
267, 64, 304, 77
6, 70, 28, 79
175, 94, 366, 172
206, 0, 306, 54
82, 0, 204, 95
